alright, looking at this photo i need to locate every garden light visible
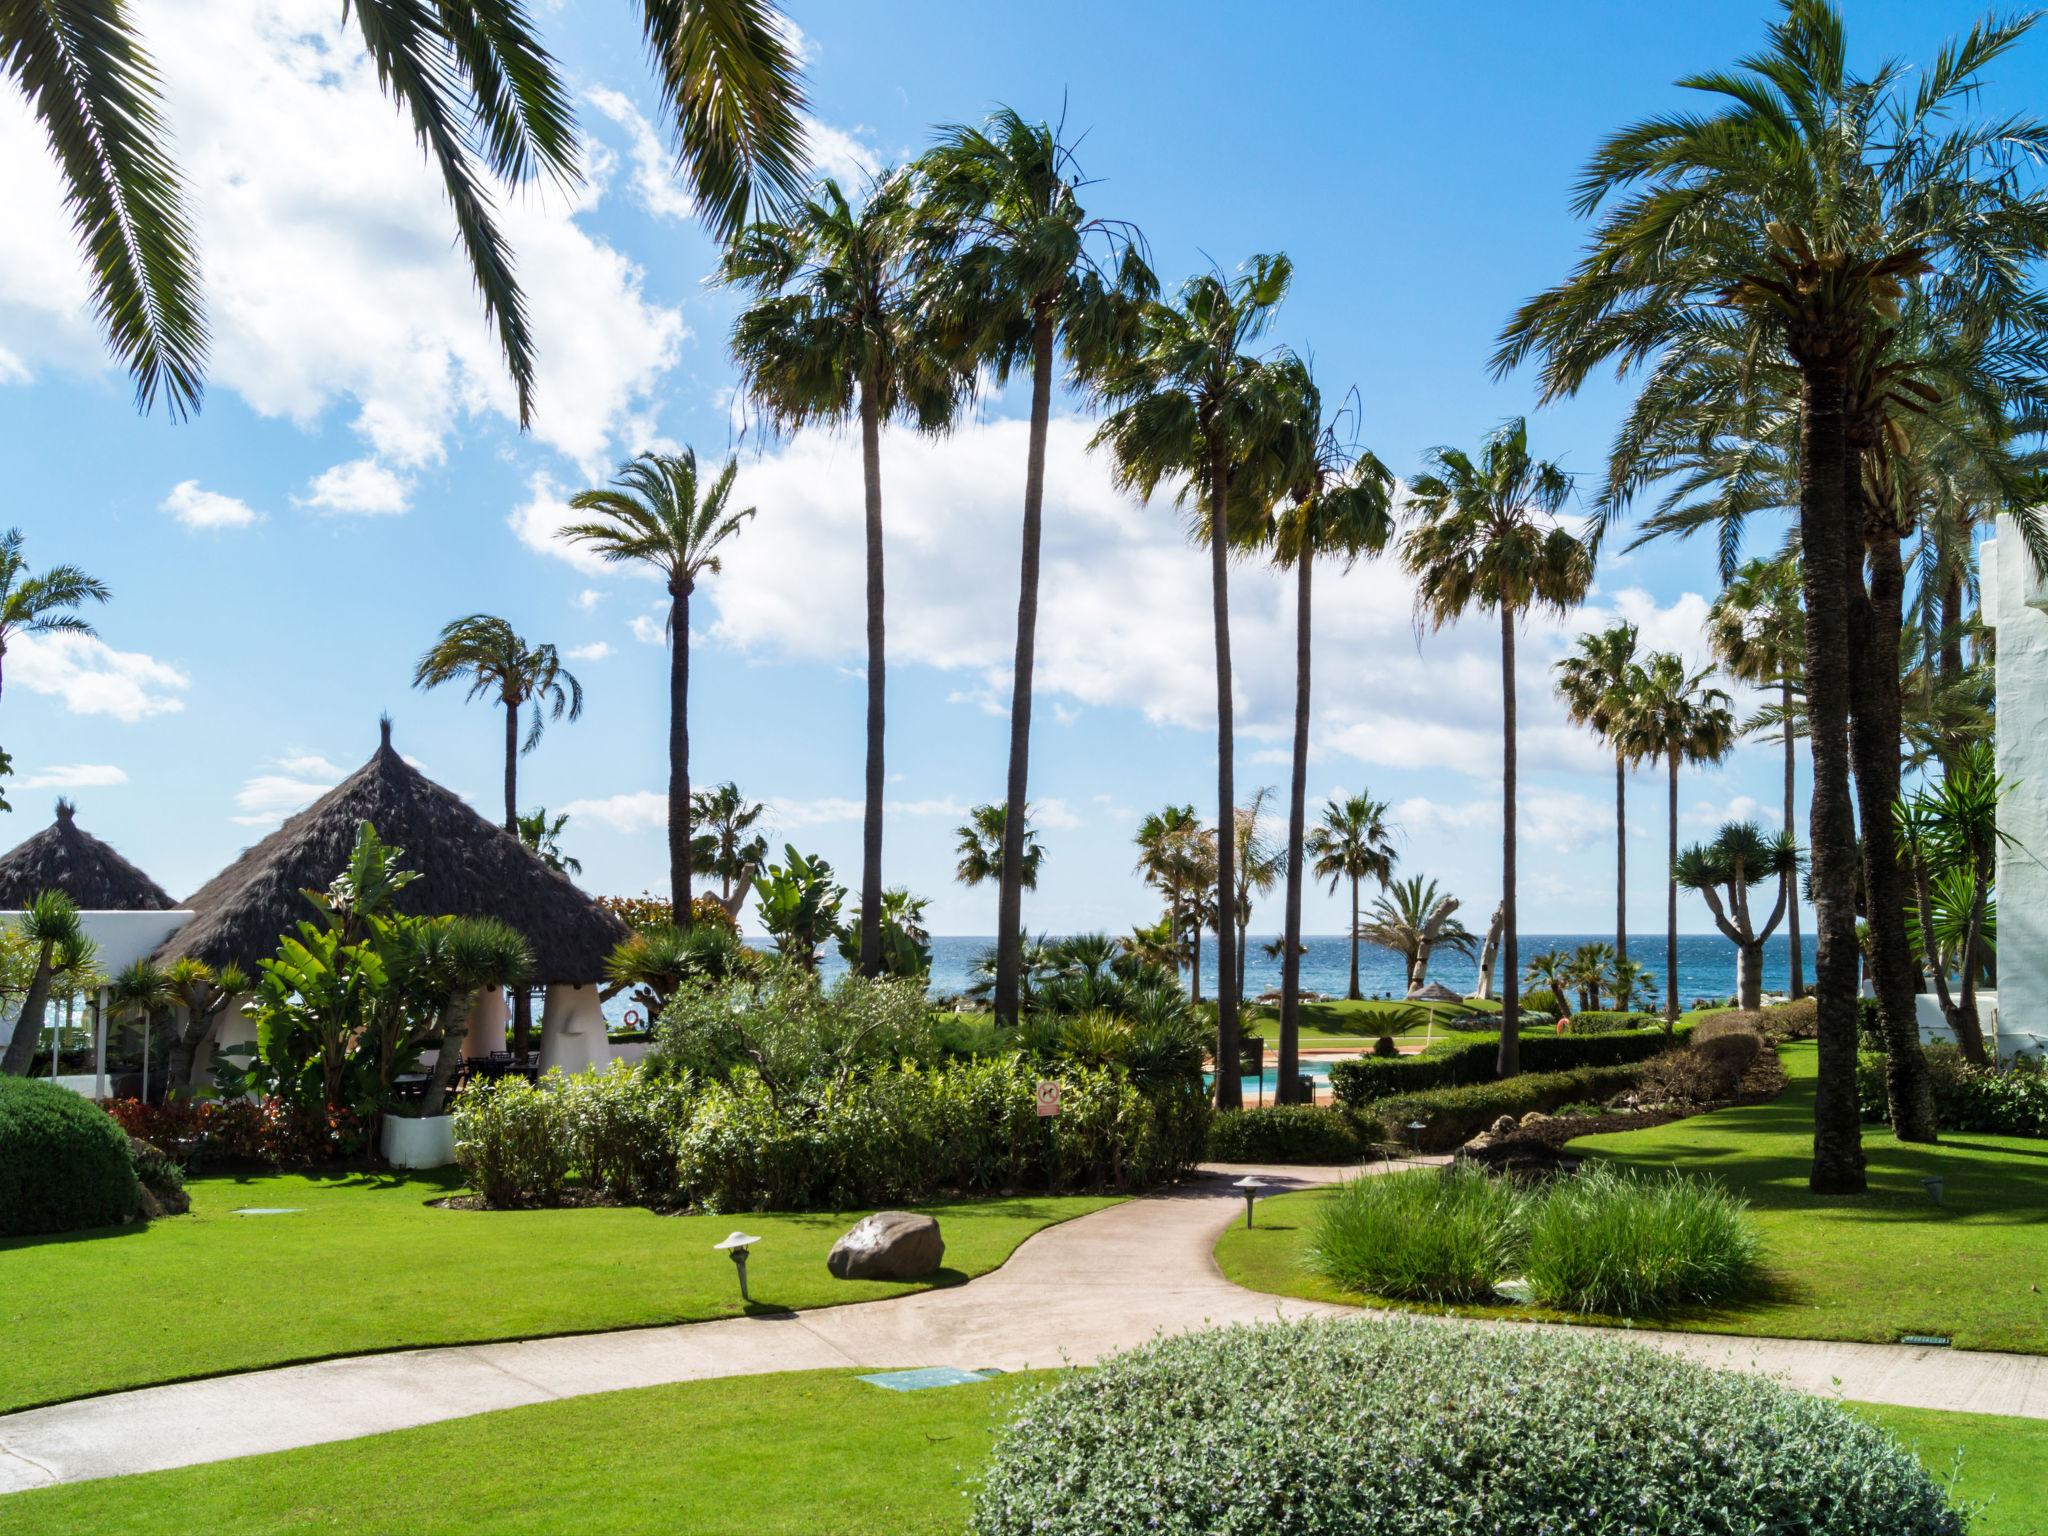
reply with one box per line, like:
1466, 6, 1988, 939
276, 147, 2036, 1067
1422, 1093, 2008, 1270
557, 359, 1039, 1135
715, 1230, 762, 1302
1921, 1176, 1945, 1207
1233, 1175, 1267, 1228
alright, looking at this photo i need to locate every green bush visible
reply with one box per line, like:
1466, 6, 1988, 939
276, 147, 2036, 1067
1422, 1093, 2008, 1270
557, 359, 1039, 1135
972, 1318, 1963, 1536
1329, 1027, 1685, 1111
1371, 1064, 1644, 1152
1207, 1104, 1366, 1164
556, 1061, 693, 1203
1567, 1009, 1661, 1034
0, 1077, 140, 1237
453, 1074, 570, 1207
1857, 1044, 2048, 1137
1521, 1162, 1761, 1314
1309, 1166, 1522, 1301
1370, 1034, 1397, 1057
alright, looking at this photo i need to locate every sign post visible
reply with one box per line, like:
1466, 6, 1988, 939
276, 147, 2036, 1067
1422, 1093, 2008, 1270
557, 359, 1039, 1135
1034, 1079, 1061, 1118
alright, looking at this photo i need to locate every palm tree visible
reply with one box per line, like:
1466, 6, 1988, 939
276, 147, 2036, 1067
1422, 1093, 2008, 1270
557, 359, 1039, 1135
0, 530, 111, 706
1676, 822, 1799, 1012
1, 891, 84, 1075
413, 615, 583, 834
1358, 876, 1476, 997
1708, 558, 1808, 998
915, 105, 1151, 1026
419, 917, 534, 1116
1553, 621, 1641, 967
515, 809, 581, 877
1624, 652, 1736, 1024
12, 0, 806, 419
1304, 794, 1399, 1004
563, 449, 755, 915
1568, 941, 1616, 1011
1493, 0, 2048, 1190
1402, 417, 1591, 1076
1093, 254, 1294, 1110
164, 958, 250, 1093
1133, 804, 1214, 1004
954, 803, 1044, 892
1256, 357, 1396, 1097
721, 173, 967, 977
1230, 788, 1285, 1006
1522, 948, 1571, 1017
691, 781, 771, 919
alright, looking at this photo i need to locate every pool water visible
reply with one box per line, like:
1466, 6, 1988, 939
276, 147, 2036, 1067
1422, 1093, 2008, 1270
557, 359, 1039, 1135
1204, 1058, 1335, 1105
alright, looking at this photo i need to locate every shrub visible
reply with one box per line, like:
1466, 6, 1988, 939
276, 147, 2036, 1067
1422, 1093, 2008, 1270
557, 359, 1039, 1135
98, 1096, 367, 1167
1635, 1047, 1746, 1105
0, 1077, 140, 1237
1690, 1022, 1763, 1078
1371, 1064, 1643, 1152
1567, 1009, 1660, 1034
1309, 1166, 1523, 1301
453, 1074, 570, 1206
557, 1062, 693, 1203
1371, 1034, 1397, 1058
1763, 995, 1821, 1041
1330, 1027, 1688, 1111
1521, 1163, 1760, 1314
1857, 1044, 2048, 1137
972, 1318, 1963, 1536
1207, 1104, 1366, 1164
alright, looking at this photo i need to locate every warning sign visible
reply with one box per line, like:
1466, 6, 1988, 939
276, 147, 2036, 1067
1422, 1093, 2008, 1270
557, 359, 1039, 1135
1034, 1079, 1062, 1117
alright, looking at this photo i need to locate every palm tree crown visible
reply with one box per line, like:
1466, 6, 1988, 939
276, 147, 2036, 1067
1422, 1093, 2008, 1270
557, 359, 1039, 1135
413, 615, 582, 832
1554, 620, 1642, 965
564, 450, 755, 597
0, 530, 111, 705
954, 803, 1044, 891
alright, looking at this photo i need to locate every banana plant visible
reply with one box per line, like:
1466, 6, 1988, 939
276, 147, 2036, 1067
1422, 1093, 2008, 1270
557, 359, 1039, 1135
753, 845, 846, 973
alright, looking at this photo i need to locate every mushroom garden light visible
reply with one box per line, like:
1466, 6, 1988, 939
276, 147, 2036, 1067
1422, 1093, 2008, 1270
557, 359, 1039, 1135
1233, 1175, 1267, 1228
715, 1231, 762, 1302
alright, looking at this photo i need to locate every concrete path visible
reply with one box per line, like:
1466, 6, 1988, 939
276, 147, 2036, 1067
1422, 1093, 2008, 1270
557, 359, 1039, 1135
4, 1160, 2047, 1495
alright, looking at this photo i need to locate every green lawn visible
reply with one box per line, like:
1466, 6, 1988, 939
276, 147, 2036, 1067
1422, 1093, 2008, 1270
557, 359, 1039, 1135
0, 1172, 1115, 1414
1215, 1041, 2048, 1353
0, 1368, 2037, 1536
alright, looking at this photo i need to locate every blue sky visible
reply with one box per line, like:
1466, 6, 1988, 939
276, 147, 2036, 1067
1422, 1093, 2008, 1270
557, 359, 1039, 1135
0, 1, 2021, 937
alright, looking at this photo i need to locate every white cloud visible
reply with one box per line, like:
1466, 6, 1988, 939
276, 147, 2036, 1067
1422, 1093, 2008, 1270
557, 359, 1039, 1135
629, 611, 667, 645
0, 0, 684, 472
574, 589, 603, 611
1035, 797, 1083, 831
587, 87, 694, 221
560, 790, 667, 833
162, 479, 261, 529
1685, 793, 1779, 830
275, 752, 346, 780
805, 119, 881, 186
232, 750, 345, 827
509, 474, 667, 577
18, 763, 128, 790
567, 641, 613, 661
301, 458, 411, 516
10, 633, 189, 721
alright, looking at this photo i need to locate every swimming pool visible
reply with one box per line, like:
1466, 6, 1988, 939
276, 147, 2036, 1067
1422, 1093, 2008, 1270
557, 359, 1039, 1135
1204, 1058, 1336, 1104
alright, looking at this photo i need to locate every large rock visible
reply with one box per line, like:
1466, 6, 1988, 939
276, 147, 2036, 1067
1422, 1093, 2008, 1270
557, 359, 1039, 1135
827, 1211, 944, 1281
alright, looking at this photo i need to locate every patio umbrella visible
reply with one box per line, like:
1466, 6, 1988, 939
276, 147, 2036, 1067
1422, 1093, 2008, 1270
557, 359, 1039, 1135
1409, 981, 1464, 1004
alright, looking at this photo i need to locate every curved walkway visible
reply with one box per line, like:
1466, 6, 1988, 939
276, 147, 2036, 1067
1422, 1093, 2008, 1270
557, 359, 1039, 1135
4, 1160, 2047, 1494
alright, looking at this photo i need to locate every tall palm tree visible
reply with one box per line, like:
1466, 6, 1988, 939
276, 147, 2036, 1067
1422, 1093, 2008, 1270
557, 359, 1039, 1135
915, 105, 1151, 1025
563, 449, 755, 917
1133, 804, 1213, 1004
1093, 254, 1294, 1110
1257, 358, 1396, 1097
1230, 787, 1285, 1006
1708, 557, 1808, 998
1358, 876, 1476, 998
1623, 651, 1736, 1023
413, 616, 583, 834
1304, 794, 1399, 1005
691, 781, 770, 918
12, 0, 806, 420
954, 803, 1044, 892
0, 530, 111, 706
1493, 0, 2048, 1190
1554, 621, 1641, 969
1401, 417, 1591, 1075
721, 173, 967, 976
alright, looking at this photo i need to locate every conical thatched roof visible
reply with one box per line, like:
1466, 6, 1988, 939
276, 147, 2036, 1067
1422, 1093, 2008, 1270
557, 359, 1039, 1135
154, 721, 626, 981
0, 800, 178, 910
1410, 981, 1466, 1004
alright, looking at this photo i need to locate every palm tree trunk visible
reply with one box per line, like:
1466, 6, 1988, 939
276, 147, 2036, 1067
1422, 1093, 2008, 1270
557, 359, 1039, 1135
502, 698, 519, 833
1796, 361, 1867, 1196
1, 948, 54, 1075
1940, 570, 1965, 691
1783, 682, 1804, 1000
1497, 601, 1521, 1078
858, 375, 887, 977
1665, 752, 1679, 1025
1208, 442, 1241, 1110
1190, 920, 1203, 1004
1347, 876, 1361, 1002
670, 583, 693, 921
1277, 555, 1311, 1103
1614, 751, 1628, 967
995, 312, 1056, 1026
1847, 523, 1938, 1142
419, 995, 472, 1117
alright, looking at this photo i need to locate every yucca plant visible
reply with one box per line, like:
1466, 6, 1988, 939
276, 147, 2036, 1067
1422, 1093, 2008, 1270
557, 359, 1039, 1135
1, 891, 85, 1076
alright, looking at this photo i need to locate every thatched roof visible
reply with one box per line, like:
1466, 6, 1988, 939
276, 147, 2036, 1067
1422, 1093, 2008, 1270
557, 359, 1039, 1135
154, 721, 626, 981
0, 800, 178, 910
1410, 981, 1466, 1004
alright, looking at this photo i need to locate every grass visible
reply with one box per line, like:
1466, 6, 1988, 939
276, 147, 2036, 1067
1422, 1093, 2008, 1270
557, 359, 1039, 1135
1217, 1041, 2048, 1352
0, 1367, 2039, 1536
0, 1171, 1115, 1414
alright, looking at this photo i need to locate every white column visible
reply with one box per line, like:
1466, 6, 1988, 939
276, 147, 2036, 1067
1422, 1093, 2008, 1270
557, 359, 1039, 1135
94, 987, 107, 1100
1984, 521, 2048, 1061
538, 984, 612, 1076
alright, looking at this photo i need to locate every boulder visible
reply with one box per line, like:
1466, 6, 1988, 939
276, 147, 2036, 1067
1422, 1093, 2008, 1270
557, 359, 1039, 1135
129, 1136, 191, 1218
1489, 1115, 1518, 1138
1518, 1111, 1552, 1129
827, 1211, 944, 1281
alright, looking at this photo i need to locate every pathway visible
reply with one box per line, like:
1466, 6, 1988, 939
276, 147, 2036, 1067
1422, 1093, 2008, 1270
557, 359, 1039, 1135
4, 1161, 2046, 1495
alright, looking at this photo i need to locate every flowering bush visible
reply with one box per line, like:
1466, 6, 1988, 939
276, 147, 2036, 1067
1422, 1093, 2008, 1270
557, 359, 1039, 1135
973, 1319, 1966, 1536
99, 1096, 367, 1167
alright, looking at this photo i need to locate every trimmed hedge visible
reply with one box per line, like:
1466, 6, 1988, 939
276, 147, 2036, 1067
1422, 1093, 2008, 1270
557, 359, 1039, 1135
1329, 1026, 1689, 1110
973, 1318, 1963, 1536
1370, 1064, 1644, 1152
0, 1077, 140, 1238
1568, 1010, 1662, 1035
1207, 1104, 1368, 1164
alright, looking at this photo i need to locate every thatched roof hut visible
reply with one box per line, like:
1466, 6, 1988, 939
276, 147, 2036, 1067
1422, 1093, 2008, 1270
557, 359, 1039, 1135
154, 721, 626, 981
0, 800, 178, 910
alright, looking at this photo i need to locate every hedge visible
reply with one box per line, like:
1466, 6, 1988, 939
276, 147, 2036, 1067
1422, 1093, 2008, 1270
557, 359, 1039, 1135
1369, 1064, 1645, 1152
1857, 1044, 2048, 1137
1329, 1026, 1688, 1110
0, 1077, 140, 1238
1206, 1104, 1368, 1164
1567, 1010, 1662, 1035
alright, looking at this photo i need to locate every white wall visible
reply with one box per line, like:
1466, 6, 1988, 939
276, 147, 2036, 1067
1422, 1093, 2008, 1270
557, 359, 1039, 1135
1985, 523, 2048, 1056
